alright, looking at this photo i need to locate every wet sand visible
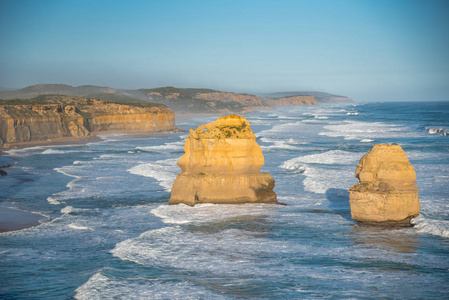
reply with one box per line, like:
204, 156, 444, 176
0, 135, 101, 152
0, 207, 48, 233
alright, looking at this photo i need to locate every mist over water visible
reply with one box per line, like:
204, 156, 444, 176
1, 102, 448, 299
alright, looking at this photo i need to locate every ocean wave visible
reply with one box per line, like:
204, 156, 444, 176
257, 121, 304, 137
150, 203, 274, 225
413, 215, 449, 238
111, 225, 287, 277
280, 150, 359, 194
426, 127, 448, 136
4, 146, 47, 156
281, 150, 360, 166
319, 120, 415, 140
127, 158, 179, 192
136, 141, 184, 153
75, 272, 224, 300
68, 224, 92, 231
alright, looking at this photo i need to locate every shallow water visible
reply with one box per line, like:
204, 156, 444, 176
1, 102, 448, 299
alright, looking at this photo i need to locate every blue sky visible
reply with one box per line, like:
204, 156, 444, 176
1, 0, 448, 101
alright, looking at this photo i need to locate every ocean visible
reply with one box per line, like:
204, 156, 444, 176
1, 101, 448, 299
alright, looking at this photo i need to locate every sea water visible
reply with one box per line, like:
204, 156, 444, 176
0, 101, 448, 299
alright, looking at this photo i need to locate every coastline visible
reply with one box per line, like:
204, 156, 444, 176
0, 206, 49, 233
0, 135, 101, 153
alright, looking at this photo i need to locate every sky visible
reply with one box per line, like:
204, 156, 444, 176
1, 0, 448, 101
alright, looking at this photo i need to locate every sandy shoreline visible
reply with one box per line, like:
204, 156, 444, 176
0, 207, 49, 233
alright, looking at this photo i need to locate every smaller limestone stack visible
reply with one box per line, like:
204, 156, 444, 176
349, 144, 420, 226
169, 115, 278, 206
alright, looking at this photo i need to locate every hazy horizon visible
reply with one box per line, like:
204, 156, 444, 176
1, 0, 448, 102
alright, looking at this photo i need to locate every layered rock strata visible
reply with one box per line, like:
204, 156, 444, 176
169, 115, 278, 206
349, 144, 420, 226
0, 96, 176, 148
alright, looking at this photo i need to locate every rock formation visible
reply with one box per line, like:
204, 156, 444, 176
349, 144, 420, 226
0, 95, 177, 148
169, 115, 279, 206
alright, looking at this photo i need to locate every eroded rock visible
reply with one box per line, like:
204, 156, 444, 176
349, 144, 420, 226
169, 115, 279, 206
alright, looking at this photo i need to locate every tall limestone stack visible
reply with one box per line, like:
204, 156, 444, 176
169, 115, 279, 206
349, 144, 420, 226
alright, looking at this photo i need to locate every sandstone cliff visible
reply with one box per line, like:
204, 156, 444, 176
349, 144, 420, 226
169, 115, 278, 206
0, 95, 177, 148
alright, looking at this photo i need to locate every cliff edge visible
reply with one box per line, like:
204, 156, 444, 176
169, 115, 279, 206
0, 95, 177, 148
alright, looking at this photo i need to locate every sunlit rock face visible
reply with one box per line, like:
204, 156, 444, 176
169, 115, 278, 206
349, 144, 420, 226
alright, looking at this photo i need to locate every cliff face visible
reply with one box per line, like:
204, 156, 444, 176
349, 144, 420, 226
0, 96, 176, 148
265, 95, 317, 107
169, 115, 278, 206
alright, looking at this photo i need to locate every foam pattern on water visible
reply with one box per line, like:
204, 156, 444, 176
75, 272, 224, 300
127, 158, 179, 192
319, 120, 417, 140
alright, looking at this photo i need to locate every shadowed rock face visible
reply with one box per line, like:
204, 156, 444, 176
0, 96, 177, 148
349, 144, 420, 226
169, 115, 278, 206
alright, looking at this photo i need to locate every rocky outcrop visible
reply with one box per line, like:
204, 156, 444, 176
169, 115, 279, 206
0, 96, 177, 148
265, 95, 317, 107
349, 144, 420, 226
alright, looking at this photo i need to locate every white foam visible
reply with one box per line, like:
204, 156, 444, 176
127, 158, 179, 191
360, 139, 375, 143
112, 225, 287, 277
136, 141, 184, 152
4, 146, 47, 156
281, 150, 360, 167
280, 150, 359, 194
40, 148, 81, 155
151, 203, 274, 224
413, 215, 449, 238
75, 272, 224, 300
68, 224, 92, 231
261, 141, 301, 150
47, 196, 62, 205
61, 206, 89, 214
257, 121, 304, 137
319, 120, 413, 140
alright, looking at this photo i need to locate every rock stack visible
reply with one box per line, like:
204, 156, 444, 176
169, 115, 279, 206
349, 144, 420, 226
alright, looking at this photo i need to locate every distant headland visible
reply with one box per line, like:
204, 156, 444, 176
0, 84, 353, 114
0, 84, 353, 149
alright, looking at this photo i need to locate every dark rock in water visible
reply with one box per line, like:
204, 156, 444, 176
0, 169, 7, 176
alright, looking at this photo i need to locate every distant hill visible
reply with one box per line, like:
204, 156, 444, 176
0, 84, 116, 100
258, 91, 353, 103
0, 84, 353, 113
